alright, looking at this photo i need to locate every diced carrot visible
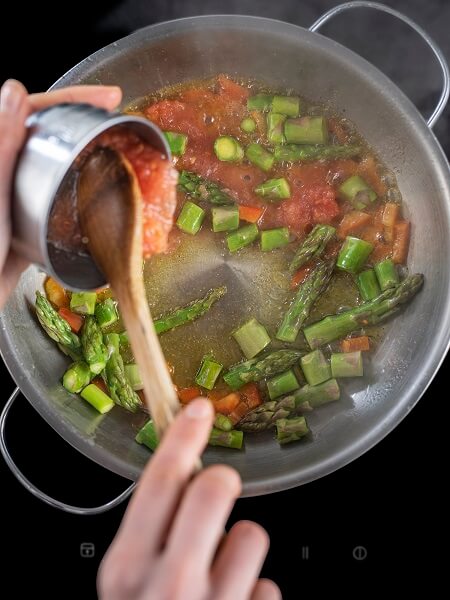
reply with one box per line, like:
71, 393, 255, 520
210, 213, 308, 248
92, 377, 108, 394
357, 155, 386, 196
291, 263, 314, 289
337, 211, 372, 239
239, 205, 265, 223
341, 336, 370, 353
240, 383, 262, 410
178, 387, 202, 404
44, 277, 69, 308
392, 221, 410, 264
382, 203, 400, 243
229, 401, 251, 425
212, 392, 240, 415
58, 307, 84, 333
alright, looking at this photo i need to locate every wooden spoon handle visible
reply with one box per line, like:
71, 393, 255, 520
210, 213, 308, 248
115, 276, 180, 438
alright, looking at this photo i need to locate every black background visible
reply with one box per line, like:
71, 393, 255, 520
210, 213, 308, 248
0, 1, 448, 596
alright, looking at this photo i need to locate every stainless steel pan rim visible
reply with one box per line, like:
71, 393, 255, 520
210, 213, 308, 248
1, 4, 449, 512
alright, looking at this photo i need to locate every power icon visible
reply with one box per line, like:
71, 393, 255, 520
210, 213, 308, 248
352, 546, 368, 560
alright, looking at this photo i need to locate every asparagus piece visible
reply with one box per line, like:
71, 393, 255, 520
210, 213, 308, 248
135, 419, 159, 451
337, 236, 373, 274
261, 228, 290, 252
124, 364, 144, 391
276, 259, 335, 343
292, 378, 341, 409
209, 427, 244, 449
300, 349, 331, 386
104, 333, 142, 412
357, 269, 381, 301
276, 416, 309, 444
223, 349, 303, 390
195, 356, 223, 390
62, 361, 92, 394
70, 292, 97, 315
374, 259, 399, 290
232, 318, 271, 359
254, 177, 290, 200
331, 351, 363, 377
226, 224, 259, 252
245, 143, 274, 172
241, 117, 256, 133
214, 413, 234, 432
247, 94, 273, 111
81, 383, 115, 414
212, 204, 239, 232
284, 117, 328, 145
289, 224, 336, 273
239, 397, 296, 431
118, 331, 130, 347
214, 135, 244, 162
304, 274, 424, 349
267, 113, 286, 144
176, 201, 205, 235
178, 171, 234, 206
238, 378, 340, 431
154, 286, 227, 335
80, 316, 108, 375
267, 369, 299, 400
163, 131, 188, 156
339, 175, 376, 209
274, 144, 362, 163
271, 96, 300, 117
95, 298, 119, 328
35, 291, 81, 354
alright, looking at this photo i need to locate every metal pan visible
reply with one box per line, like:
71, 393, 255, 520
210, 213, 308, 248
1, 2, 449, 514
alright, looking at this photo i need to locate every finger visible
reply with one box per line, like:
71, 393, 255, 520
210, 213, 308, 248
164, 465, 241, 571
112, 398, 214, 557
0, 250, 28, 310
28, 85, 122, 113
211, 520, 270, 600
250, 579, 282, 600
0, 80, 29, 268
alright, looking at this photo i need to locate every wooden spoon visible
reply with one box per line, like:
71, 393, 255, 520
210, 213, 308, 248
77, 146, 180, 438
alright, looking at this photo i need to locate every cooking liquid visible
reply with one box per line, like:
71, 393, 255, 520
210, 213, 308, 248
141, 226, 365, 390
123, 77, 400, 392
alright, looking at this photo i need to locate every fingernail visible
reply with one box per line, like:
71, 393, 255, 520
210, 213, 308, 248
185, 398, 212, 419
0, 79, 23, 113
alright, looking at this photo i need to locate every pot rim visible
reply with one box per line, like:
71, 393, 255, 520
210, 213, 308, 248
2, 14, 450, 496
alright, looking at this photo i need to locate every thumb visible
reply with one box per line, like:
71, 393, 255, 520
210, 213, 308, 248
0, 79, 29, 269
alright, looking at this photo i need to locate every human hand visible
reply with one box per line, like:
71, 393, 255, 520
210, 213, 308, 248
0, 79, 123, 309
98, 398, 280, 600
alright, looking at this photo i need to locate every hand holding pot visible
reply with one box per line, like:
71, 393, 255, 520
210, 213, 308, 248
0, 79, 122, 309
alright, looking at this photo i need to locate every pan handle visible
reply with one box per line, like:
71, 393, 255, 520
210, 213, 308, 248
309, 1, 450, 128
0, 387, 136, 515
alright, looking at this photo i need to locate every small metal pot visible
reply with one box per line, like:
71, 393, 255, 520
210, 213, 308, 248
1, 2, 449, 514
12, 104, 170, 291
